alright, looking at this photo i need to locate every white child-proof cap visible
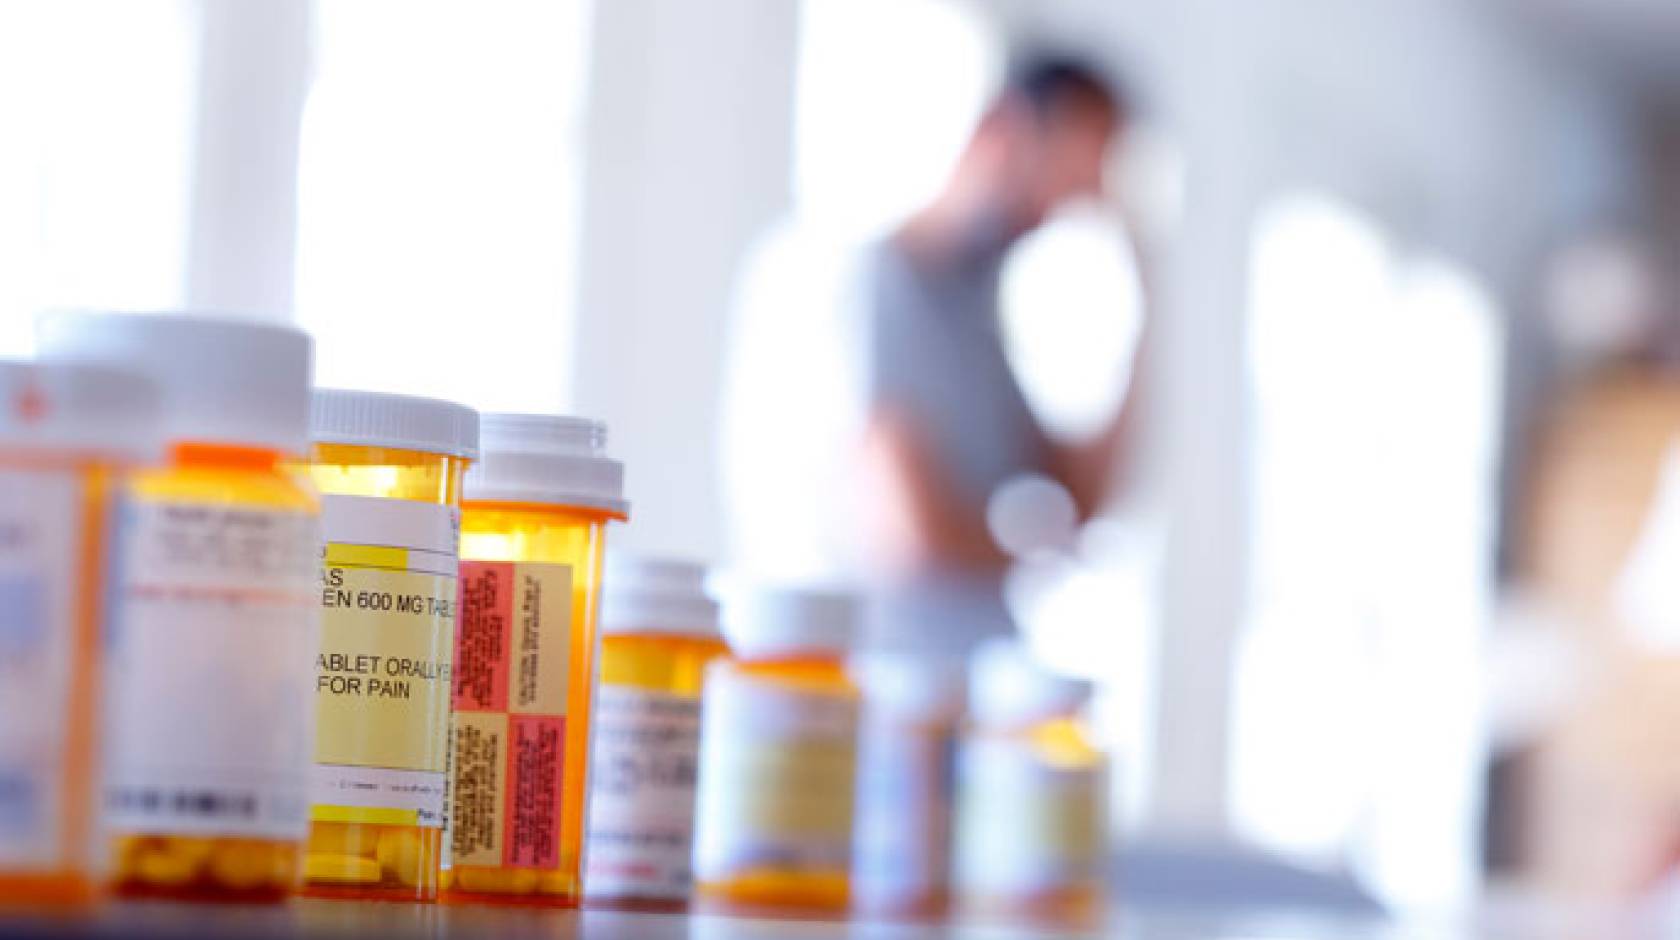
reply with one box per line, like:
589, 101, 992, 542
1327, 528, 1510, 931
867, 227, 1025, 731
0, 359, 162, 461
599, 554, 721, 639
464, 413, 628, 516
968, 638, 1093, 728
852, 650, 967, 722
717, 580, 859, 660
310, 388, 480, 459
35, 311, 313, 455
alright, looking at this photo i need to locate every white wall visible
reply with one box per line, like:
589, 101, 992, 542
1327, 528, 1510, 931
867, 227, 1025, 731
569, 0, 800, 563
185, 0, 309, 320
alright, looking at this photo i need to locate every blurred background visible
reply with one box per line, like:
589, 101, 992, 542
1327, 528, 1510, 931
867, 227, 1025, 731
7, 0, 1680, 920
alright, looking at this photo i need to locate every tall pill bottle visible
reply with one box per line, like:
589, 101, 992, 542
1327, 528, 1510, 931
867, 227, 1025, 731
850, 650, 964, 920
693, 585, 861, 913
300, 390, 478, 901
0, 361, 158, 908
443, 414, 626, 906
37, 312, 319, 902
584, 556, 729, 909
953, 640, 1107, 926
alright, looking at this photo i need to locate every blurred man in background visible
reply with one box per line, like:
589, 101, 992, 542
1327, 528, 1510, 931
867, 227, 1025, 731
722, 51, 1142, 640
860, 54, 1137, 578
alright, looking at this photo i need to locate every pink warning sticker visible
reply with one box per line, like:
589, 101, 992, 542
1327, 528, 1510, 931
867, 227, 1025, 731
505, 715, 565, 868
455, 562, 515, 712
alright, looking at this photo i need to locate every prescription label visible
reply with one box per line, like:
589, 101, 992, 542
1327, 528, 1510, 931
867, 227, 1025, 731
105, 501, 319, 840
311, 496, 458, 830
953, 737, 1105, 894
693, 670, 859, 878
450, 561, 571, 870
0, 469, 80, 869
585, 686, 703, 900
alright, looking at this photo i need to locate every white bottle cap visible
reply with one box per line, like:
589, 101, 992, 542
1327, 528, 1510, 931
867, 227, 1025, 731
311, 388, 480, 460
716, 580, 859, 660
0, 359, 163, 461
35, 311, 313, 455
464, 413, 628, 516
968, 638, 1092, 728
599, 554, 721, 639
854, 650, 967, 722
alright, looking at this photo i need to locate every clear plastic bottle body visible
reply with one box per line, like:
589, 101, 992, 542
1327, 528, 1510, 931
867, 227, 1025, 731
0, 454, 118, 909
442, 501, 612, 907
850, 653, 964, 922
107, 444, 320, 902
855, 710, 957, 920
693, 654, 860, 914
299, 442, 467, 902
586, 631, 729, 909
953, 711, 1108, 926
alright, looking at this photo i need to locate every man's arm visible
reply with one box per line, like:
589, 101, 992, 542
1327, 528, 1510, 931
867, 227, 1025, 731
858, 406, 1011, 576
1048, 316, 1152, 519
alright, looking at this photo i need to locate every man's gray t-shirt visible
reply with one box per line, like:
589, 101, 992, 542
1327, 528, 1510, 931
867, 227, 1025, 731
865, 237, 1053, 517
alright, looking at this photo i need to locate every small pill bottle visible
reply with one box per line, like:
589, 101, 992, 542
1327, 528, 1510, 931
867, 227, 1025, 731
693, 585, 862, 914
299, 389, 478, 901
443, 414, 627, 906
36, 312, 320, 903
953, 640, 1107, 926
0, 360, 159, 909
850, 649, 965, 920
584, 555, 730, 909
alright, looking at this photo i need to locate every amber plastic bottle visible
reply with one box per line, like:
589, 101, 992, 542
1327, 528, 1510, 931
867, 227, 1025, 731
585, 557, 730, 908
299, 390, 478, 901
953, 641, 1108, 927
692, 586, 862, 914
0, 361, 159, 909
442, 414, 626, 906
37, 312, 319, 903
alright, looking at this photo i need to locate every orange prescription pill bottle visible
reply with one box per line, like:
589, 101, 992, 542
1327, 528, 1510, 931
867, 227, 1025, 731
443, 414, 627, 906
584, 556, 730, 908
692, 586, 861, 914
300, 390, 478, 901
0, 360, 159, 909
37, 312, 320, 903
953, 640, 1107, 926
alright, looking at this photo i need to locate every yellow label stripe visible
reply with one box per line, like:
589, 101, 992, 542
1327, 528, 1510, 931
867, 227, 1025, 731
311, 805, 421, 827
324, 544, 410, 569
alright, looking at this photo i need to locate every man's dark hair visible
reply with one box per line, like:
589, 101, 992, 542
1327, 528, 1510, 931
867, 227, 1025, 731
1003, 50, 1127, 123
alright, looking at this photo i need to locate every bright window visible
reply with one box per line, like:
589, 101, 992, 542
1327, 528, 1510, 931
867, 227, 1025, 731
1001, 203, 1145, 441
1235, 191, 1503, 908
294, 0, 591, 411
0, 1, 197, 354
792, 0, 996, 233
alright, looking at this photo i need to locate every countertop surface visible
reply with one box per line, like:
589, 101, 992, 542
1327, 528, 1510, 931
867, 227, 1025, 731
0, 899, 1667, 940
